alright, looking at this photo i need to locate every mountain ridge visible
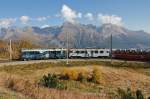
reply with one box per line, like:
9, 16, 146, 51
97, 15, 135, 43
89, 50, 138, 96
0, 23, 150, 48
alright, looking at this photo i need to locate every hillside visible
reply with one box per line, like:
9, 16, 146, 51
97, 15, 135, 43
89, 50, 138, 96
1, 23, 150, 48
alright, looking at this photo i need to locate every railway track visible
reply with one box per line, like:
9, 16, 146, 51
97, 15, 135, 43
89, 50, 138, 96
0, 59, 61, 67
0, 59, 113, 67
0, 59, 148, 67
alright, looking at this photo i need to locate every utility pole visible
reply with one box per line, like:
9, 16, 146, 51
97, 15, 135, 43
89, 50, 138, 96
66, 32, 69, 65
9, 39, 12, 61
110, 34, 112, 63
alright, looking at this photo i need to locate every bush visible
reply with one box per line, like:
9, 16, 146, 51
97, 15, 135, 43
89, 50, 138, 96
56, 82, 67, 90
59, 73, 69, 80
40, 73, 66, 90
77, 72, 87, 83
118, 88, 135, 99
117, 88, 145, 99
61, 69, 79, 80
59, 67, 102, 84
90, 67, 102, 84
40, 74, 59, 88
136, 90, 144, 99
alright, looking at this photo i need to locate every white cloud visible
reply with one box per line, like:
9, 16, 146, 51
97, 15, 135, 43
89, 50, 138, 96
41, 24, 50, 28
84, 13, 93, 21
36, 17, 47, 21
0, 18, 16, 27
20, 16, 30, 24
55, 13, 61, 18
46, 16, 51, 18
98, 14, 123, 26
61, 4, 78, 23
77, 12, 82, 18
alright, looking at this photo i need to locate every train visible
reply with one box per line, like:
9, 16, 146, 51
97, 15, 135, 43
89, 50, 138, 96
21, 48, 150, 61
21, 49, 66, 60
21, 48, 110, 60
112, 49, 150, 61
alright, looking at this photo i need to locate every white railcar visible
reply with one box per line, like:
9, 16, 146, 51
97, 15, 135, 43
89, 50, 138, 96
21, 48, 110, 60
69, 49, 110, 58
69, 49, 89, 58
88, 49, 110, 58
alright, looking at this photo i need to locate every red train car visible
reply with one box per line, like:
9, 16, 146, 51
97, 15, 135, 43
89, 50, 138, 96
112, 49, 150, 61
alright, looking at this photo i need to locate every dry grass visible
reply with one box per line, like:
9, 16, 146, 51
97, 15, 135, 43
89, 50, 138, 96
60, 67, 91, 80
0, 87, 30, 99
1, 74, 110, 99
0, 60, 150, 99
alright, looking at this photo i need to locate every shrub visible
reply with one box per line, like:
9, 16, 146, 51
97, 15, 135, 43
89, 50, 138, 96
40, 74, 59, 88
40, 73, 66, 90
77, 72, 87, 83
56, 82, 67, 90
62, 69, 79, 80
117, 88, 126, 99
136, 90, 144, 99
117, 88, 145, 99
59, 73, 69, 80
60, 67, 102, 84
90, 67, 102, 84
118, 88, 135, 99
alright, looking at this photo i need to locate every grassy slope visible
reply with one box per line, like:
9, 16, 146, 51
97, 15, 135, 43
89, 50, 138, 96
0, 60, 149, 99
0, 87, 30, 99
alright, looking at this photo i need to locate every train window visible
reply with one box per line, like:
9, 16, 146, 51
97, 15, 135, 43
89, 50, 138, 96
50, 51, 55, 54
81, 51, 85, 53
22, 51, 40, 55
76, 51, 79, 54
29, 51, 34, 54
56, 51, 61, 54
95, 51, 98, 53
34, 51, 40, 54
22, 52, 27, 55
61, 51, 65, 54
43, 51, 49, 54
100, 51, 104, 53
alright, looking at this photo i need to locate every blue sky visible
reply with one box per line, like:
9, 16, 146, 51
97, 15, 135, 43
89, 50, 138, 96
0, 0, 150, 32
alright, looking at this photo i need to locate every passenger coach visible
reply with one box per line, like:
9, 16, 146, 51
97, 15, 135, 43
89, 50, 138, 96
21, 48, 66, 60
21, 48, 110, 60
69, 49, 110, 58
